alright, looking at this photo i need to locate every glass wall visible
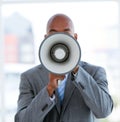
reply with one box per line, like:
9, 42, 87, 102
0, 1, 120, 122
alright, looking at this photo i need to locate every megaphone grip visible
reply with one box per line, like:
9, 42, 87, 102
57, 79, 62, 86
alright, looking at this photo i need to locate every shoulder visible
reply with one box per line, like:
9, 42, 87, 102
22, 64, 41, 74
80, 61, 103, 69
20, 64, 49, 87
80, 61, 105, 76
21, 64, 47, 77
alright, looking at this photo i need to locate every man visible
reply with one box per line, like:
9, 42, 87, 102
15, 13, 113, 122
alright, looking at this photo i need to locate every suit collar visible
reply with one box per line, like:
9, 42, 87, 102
61, 73, 76, 115
55, 62, 86, 115
54, 73, 76, 114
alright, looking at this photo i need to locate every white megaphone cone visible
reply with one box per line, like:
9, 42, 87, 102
39, 33, 81, 75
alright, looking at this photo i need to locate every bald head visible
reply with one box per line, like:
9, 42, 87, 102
46, 14, 76, 37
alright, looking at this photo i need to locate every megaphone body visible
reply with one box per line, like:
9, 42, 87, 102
39, 33, 81, 75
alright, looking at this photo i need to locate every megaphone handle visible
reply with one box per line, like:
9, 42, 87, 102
58, 79, 62, 86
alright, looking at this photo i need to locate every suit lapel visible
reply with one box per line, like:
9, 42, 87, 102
61, 73, 76, 114
55, 89, 61, 114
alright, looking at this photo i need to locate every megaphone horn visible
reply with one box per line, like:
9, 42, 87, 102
39, 33, 81, 74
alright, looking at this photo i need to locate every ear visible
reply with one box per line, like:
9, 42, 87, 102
74, 33, 78, 40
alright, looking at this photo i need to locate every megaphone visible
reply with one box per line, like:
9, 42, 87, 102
39, 33, 81, 74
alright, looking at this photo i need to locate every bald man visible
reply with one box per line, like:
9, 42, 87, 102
15, 14, 113, 122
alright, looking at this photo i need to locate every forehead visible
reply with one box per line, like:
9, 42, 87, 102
47, 14, 74, 31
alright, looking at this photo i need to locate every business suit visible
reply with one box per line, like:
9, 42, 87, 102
15, 61, 113, 122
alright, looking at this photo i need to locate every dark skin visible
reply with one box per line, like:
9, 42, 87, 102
45, 14, 79, 96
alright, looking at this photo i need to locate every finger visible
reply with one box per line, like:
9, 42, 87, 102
72, 65, 79, 74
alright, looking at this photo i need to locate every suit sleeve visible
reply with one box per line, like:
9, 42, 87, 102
15, 73, 55, 122
73, 66, 113, 118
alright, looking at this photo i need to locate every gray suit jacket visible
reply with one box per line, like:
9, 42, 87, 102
15, 61, 113, 122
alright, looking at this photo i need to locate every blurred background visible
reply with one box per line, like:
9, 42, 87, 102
0, 0, 120, 122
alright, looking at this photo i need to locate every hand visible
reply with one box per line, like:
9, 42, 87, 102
47, 73, 65, 96
72, 65, 79, 74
